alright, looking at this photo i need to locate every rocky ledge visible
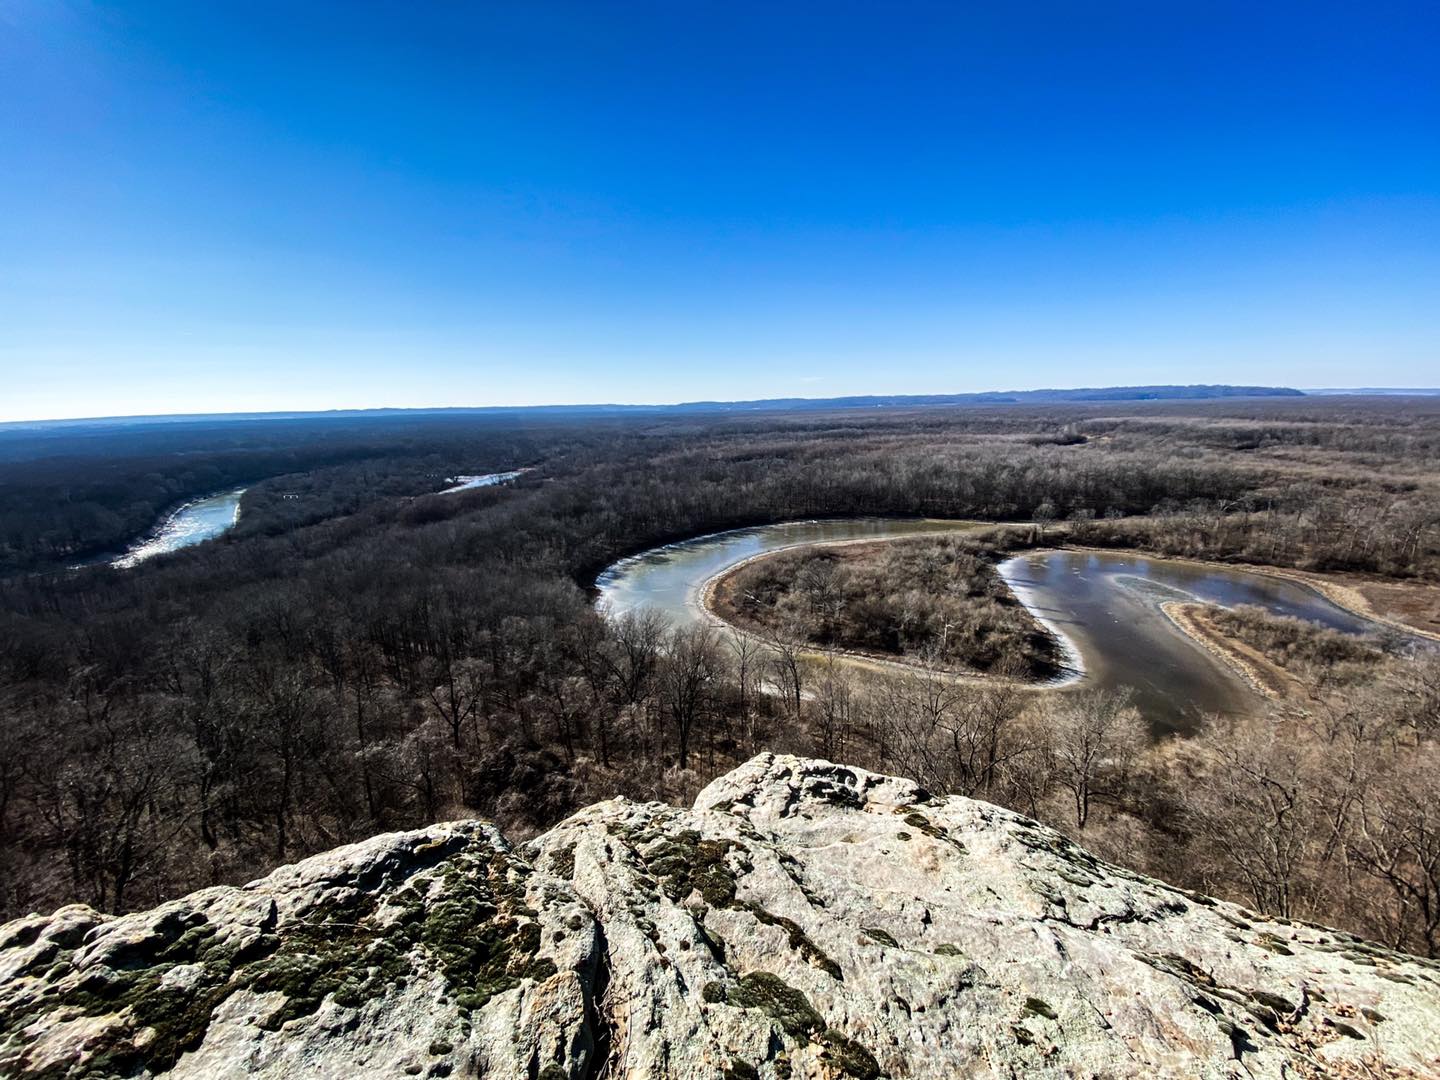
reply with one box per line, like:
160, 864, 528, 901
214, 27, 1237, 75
3, 755, 1439, 1079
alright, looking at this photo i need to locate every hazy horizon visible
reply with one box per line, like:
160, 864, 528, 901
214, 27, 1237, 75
7, 382, 1440, 428
3, 3, 1436, 422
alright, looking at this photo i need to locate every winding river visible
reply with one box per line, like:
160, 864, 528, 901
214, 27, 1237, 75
595, 518, 1387, 735
111, 488, 245, 568
106, 468, 520, 570
596, 519, 987, 624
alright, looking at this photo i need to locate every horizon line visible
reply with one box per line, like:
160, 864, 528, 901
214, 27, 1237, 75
6, 383, 1440, 428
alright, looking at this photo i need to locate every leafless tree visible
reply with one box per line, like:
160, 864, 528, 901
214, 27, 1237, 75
942, 668, 1027, 797
1045, 688, 1146, 831
765, 623, 807, 725
1348, 746, 1440, 957
812, 657, 856, 761
30, 700, 194, 913
661, 625, 725, 770
1183, 713, 1321, 919
879, 651, 964, 792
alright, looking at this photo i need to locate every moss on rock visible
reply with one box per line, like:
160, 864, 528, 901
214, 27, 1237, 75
725, 972, 824, 1038
1023, 996, 1058, 1020
818, 1028, 882, 1079
1, 838, 555, 1079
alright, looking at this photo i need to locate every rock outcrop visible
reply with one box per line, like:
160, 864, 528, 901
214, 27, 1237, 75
4, 755, 1439, 1079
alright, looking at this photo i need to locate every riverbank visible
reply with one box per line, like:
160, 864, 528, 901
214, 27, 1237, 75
1160, 601, 1300, 701
435, 468, 527, 495
695, 526, 1051, 688
698, 534, 1418, 717
1256, 567, 1440, 643
699, 528, 1404, 694
600, 519, 1429, 733
696, 530, 1080, 691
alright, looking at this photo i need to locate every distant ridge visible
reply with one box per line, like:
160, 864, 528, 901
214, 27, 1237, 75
1304, 387, 1440, 396
673, 384, 1304, 412
0, 385, 1303, 429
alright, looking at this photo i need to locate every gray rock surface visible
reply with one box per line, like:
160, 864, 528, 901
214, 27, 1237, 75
4, 754, 1439, 1078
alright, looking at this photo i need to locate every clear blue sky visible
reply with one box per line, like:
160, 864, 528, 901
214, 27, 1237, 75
2, 2, 1436, 421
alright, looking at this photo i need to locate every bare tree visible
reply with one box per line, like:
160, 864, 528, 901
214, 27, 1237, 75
1183, 713, 1321, 919
812, 657, 856, 761
388, 716, 452, 823
0, 689, 35, 839
880, 651, 964, 792
1045, 688, 1146, 831
942, 668, 1027, 797
577, 609, 667, 766
536, 671, 593, 763
242, 665, 329, 860
1393, 653, 1440, 740
30, 699, 193, 914
765, 623, 807, 726
725, 628, 764, 753
1348, 746, 1440, 957
424, 655, 487, 751
661, 625, 725, 770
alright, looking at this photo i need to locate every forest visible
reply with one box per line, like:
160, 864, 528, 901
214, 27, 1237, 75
1, 395, 1439, 956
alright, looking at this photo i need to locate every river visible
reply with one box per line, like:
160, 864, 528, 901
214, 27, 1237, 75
596, 518, 988, 623
595, 519, 1388, 735
111, 488, 245, 568
108, 468, 519, 569
437, 470, 523, 494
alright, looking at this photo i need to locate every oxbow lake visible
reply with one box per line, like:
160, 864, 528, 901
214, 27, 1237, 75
997, 549, 1376, 734
595, 518, 1390, 736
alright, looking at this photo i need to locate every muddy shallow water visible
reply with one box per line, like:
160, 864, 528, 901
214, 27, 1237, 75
595, 520, 1386, 736
997, 549, 1375, 734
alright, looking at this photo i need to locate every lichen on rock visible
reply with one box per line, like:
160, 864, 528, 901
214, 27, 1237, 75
4, 754, 1440, 1079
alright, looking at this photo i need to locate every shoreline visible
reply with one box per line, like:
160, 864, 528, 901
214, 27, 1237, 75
694, 535, 1424, 699
595, 516, 1002, 599
599, 520, 1433, 709
435, 467, 528, 496
1159, 601, 1295, 702
81, 486, 247, 571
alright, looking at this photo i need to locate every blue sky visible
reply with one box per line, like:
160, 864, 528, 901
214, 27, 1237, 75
1, 2, 1436, 421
